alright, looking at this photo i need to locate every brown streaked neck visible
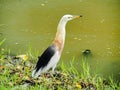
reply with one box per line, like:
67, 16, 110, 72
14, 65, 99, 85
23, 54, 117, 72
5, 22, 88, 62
53, 18, 68, 53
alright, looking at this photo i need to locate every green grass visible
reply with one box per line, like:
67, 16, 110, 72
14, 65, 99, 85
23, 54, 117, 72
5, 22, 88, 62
0, 39, 6, 46
0, 40, 120, 90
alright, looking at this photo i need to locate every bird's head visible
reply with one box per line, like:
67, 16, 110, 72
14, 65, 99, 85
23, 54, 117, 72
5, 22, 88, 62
62, 14, 82, 21
57, 14, 82, 29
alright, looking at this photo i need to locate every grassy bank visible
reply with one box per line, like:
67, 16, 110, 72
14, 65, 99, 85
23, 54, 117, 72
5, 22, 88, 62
0, 40, 120, 90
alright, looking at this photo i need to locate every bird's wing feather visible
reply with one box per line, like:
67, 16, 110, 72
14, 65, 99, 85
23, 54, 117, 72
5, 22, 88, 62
35, 45, 56, 72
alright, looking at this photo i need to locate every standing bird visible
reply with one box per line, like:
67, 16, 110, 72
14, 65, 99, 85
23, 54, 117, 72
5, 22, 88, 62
32, 14, 82, 78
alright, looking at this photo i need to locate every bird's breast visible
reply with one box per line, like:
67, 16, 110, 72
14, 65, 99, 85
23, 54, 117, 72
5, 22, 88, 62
53, 39, 64, 54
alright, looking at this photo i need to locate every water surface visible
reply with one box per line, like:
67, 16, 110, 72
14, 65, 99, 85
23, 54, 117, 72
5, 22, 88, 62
0, 0, 120, 80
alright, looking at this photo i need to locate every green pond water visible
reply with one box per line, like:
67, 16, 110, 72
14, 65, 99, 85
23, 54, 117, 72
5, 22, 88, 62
0, 0, 120, 80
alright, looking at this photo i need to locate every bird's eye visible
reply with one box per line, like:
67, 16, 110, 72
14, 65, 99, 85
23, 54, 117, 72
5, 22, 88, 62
68, 17, 72, 19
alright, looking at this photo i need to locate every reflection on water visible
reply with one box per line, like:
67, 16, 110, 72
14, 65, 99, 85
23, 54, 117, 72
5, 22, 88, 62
0, 0, 120, 80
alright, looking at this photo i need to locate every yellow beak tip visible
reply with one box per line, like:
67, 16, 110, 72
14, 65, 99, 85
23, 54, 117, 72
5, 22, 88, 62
80, 15, 83, 17
74, 15, 83, 19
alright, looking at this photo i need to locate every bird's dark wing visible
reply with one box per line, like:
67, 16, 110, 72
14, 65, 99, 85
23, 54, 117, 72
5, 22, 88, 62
35, 45, 56, 72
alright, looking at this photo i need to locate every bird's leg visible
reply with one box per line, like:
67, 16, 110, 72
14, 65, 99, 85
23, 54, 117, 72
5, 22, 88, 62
52, 64, 56, 74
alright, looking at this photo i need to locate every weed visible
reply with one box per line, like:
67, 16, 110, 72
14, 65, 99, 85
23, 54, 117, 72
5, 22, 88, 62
0, 44, 120, 90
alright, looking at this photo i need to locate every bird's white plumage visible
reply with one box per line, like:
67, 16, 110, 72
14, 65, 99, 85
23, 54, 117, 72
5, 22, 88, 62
32, 50, 60, 78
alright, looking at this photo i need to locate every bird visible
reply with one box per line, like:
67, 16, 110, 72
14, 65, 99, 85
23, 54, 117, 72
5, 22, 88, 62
83, 49, 91, 56
32, 14, 82, 78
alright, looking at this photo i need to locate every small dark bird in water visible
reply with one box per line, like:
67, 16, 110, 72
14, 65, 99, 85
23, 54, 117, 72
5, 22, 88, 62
32, 14, 82, 78
83, 49, 91, 56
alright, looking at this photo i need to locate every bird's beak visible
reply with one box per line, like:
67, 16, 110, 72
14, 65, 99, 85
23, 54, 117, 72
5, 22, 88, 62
73, 15, 83, 19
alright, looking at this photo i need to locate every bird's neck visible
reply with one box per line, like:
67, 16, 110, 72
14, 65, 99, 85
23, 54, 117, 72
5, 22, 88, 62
53, 20, 67, 53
